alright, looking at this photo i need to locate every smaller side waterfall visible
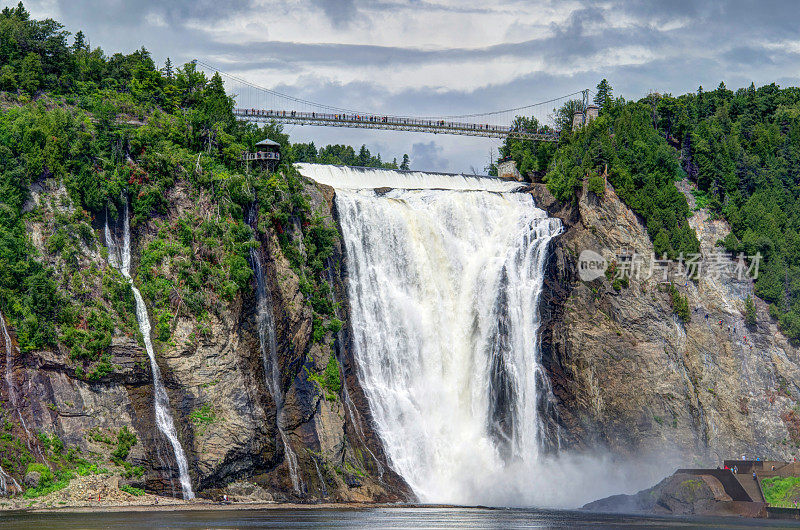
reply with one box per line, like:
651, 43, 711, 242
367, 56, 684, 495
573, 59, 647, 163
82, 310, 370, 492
0, 313, 23, 495
105, 204, 194, 500
247, 206, 303, 494
1, 311, 35, 451
324, 262, 384, 478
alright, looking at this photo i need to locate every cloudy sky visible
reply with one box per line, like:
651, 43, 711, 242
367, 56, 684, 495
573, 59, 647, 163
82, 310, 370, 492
10, 0, 800, 173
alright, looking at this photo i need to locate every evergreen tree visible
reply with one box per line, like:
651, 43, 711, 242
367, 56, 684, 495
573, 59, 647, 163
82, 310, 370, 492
594, 79, 613, 110
400, 154, 410, 170
745, 295, 757, 327
20, 52, 43, 94
72, 30, 86, 51
163, 57, 173, 79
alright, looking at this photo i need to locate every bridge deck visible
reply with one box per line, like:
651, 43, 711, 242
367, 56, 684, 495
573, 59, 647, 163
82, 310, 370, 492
233, 109, 559, 142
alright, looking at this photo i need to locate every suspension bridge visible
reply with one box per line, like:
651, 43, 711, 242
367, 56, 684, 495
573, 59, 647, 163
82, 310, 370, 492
195, 60, 589, 142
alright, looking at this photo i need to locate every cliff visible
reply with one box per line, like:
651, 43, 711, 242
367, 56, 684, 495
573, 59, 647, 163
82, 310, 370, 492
0, 173, 409, 502
535, 178, 800, 464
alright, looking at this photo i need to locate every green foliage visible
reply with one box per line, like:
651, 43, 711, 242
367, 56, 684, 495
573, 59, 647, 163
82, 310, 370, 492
544, 102, 699, 258
587, 174, 605, 197
594, 79, 613, 112
23, 464, 73, 499
307, 353, 342, 401
110, 426, 137, 464
499, 116, 557, 177
667, 283, 691, 324
190, 404, 217, 435
292, 142, 402, 169
120, 484, 146, 496
745, 294, 757, 327
650, 83, 800, 343
762, 476, 800, 507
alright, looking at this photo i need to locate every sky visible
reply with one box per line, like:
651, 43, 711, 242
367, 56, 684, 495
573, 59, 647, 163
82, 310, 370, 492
9, 0, 800, 173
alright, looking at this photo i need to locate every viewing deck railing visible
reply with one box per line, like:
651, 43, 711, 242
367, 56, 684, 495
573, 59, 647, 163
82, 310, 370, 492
242, 151, 280, 161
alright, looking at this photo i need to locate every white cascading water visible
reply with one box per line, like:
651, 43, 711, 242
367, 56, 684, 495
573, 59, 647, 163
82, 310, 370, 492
297, 163, 562, 506
0, 313, 23, 495
105, 204, 195, 500
247, 207, 303, 494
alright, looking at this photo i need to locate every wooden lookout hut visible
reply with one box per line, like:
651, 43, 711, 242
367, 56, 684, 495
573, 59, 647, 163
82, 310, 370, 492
242, 138, 281, 171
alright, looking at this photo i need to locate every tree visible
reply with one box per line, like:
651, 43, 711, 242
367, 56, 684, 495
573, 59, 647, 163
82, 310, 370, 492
554, 99, 584, 134
20, 52, 43, 94
745, 295, 757, 327
594, 79, 613, 111
400, 154, 410, 170
72, 30, 86, 52
163, 57, 173, 79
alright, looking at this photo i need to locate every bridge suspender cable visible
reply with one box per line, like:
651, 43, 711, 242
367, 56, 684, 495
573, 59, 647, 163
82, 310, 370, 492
193, 59, 589, 141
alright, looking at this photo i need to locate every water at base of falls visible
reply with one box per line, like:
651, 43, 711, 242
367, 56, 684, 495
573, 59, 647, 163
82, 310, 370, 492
248, 206, 303, 494
298, 164, 562, 506
105, 204, 195, 500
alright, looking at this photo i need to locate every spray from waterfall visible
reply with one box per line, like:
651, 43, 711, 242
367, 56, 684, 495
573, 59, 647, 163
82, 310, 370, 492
247, 205, 303, 494
298, 164, 562, 506
105, 203, 194, 500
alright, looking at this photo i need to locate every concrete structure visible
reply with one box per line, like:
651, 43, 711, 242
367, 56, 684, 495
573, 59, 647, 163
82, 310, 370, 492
496, 157, 523, 181
573, 104, 600, 131
572, 110, 585, 130
585, 104, 599, 123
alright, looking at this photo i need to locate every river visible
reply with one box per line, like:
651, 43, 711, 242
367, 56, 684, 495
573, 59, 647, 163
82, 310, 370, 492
0, 507, 795, 529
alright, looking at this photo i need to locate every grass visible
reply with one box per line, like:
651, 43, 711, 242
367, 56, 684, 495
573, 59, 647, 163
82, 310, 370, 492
762, 476, 800, 507
22, 464, 73, 499
190, 404, 218, 435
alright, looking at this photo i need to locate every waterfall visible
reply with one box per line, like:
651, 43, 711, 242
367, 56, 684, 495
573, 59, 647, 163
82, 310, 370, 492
247, 206, 303, 494
105, 204, 195, 500
298, 164, 561, 506
325, 261, 384, 478
0, 313, 23, 495
1, 311, 35, 455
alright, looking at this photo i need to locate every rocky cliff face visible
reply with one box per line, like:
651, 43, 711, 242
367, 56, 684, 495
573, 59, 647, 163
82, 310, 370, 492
0, 175, 409, 502
535, 179, 800, 465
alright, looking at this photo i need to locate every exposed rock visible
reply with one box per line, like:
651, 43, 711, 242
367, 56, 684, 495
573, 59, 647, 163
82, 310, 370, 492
536, 179, 800, 464
1, 175, 408, 503
23, 472, 40, 488
583, 471, 768, 518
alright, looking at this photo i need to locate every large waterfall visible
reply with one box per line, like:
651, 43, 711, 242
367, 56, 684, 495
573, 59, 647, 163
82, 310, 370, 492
105, 203, 195, 500
297, 163, 562, 506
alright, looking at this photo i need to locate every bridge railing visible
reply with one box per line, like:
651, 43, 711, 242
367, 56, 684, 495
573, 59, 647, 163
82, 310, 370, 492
233, 108, 559, 141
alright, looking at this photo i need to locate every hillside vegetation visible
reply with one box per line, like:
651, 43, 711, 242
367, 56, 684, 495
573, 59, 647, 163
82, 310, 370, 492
504, 80, 800, 344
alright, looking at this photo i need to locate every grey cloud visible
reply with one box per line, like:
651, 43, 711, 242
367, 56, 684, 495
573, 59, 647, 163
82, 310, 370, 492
7, 0, 800, 174
52, 0, 255, 26
410, 141, 449, 172
312, 0, 358, 28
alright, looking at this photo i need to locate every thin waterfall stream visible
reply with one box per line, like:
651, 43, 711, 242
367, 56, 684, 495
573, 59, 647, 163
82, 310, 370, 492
247, 205, 303, 494
0, 312, 24, 495
105, 203, 194, 500
298, 163, 562, 506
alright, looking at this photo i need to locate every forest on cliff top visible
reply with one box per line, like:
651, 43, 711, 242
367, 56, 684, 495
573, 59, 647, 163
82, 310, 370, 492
1, 0, 799, 357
